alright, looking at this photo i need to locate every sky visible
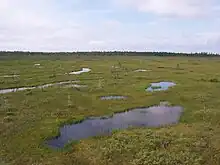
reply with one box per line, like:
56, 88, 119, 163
1, 0, 220, 53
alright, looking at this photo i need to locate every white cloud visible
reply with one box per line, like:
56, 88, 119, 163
114, 0, 218, 17
89, 40, 105, 45
0, 0, 89, 51
0, 0, 220, 53
0, 0, 53, 27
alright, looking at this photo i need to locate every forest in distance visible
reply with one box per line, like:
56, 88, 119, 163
0, 51, 219, 57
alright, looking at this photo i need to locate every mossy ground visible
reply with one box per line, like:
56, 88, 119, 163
0, 56, 220, 165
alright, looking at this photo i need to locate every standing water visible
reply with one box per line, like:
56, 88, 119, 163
134, 69, 147, 72
0, 81, 82, 94
100, 96, 127, 100
69, 68, 91, 75
146, 82, 176, 92
0, 75, 19, 78
46, 104, 183, 148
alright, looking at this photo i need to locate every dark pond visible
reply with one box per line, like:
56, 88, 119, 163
100, 96, 127, 100
46, 104, 183, 148
146, 81, 176, 92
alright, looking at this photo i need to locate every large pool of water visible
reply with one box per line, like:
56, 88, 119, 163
46, 104, 183, 148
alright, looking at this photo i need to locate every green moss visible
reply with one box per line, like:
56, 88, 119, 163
3, 116, 13, 123
151, 86, 162, 90
209, 78, 219, 82
5, 111, 16, 116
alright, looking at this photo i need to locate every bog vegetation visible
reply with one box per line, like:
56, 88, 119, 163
0, 52, 220, 165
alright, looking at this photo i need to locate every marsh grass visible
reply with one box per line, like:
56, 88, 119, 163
200, 78, 219, 83
5, 111, 16, 116
1, 56, 220, 165
210, 78, 219, 82
25, 89, 33, 95
49, 74, 56, 78
3, 116, 13, 123
151, 86, 162, 90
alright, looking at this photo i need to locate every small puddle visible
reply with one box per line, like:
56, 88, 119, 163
0, 75, 20, 78
69, 68, 91, 75
111, 66, 119, 69
146, 82, 176, 92
63, 84, 88, 88
46, 104, 183, 148
100, 96, 127, 100
134, 69, 148, 72
0, 81, 82, 94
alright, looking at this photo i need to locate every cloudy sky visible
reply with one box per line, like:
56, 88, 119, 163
1, 0, 220, 52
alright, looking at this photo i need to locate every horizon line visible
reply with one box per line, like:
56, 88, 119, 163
0, 50, 219, 55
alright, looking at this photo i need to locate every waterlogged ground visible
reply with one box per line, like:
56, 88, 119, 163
1, 56, 220, 165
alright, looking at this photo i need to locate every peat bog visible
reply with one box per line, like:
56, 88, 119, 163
1, 55, 220, 165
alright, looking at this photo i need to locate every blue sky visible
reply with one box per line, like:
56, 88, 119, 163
1, 0, 220, 53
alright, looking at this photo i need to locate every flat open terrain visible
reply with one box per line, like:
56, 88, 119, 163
1, 55, 220, 165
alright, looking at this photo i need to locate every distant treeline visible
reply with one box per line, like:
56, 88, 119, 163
0, 51, 219, 57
